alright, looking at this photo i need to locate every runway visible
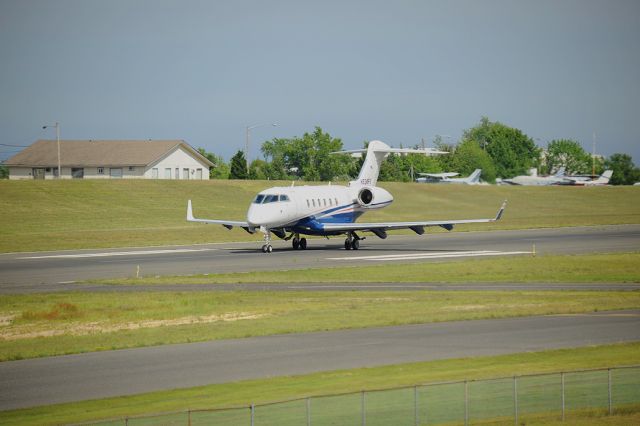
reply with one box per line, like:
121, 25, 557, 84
1, 224, 639, 293
1, 310, 639, 410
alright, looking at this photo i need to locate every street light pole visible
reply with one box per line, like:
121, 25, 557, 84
43, 122, 60, 179
245, 123, 278, 171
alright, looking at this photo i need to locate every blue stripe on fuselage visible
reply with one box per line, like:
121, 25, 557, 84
290, 200, 390, 234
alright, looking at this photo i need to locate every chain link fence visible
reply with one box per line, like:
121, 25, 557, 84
76, 365, 640, 425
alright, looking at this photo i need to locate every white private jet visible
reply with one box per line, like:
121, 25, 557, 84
187, 140, 506, 253
501, 167, 571, 186
566, 170, 613, 186
416, 169, 482, 184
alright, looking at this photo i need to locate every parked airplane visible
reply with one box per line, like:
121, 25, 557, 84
187, 140, 506, 253
566, 170, 613, 186
416, 169, 482, 184
501, 167, 571, 186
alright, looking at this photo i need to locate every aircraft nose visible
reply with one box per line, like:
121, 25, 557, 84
247, 205, 260, 226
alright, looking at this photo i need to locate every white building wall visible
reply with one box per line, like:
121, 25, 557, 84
8, 167, 32, 180
8, 146, 210, 180
146, 146, 210, 180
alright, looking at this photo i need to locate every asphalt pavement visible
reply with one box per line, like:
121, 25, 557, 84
1, 310, 639, 410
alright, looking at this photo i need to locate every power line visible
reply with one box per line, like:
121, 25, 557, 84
0, 143, 30, 147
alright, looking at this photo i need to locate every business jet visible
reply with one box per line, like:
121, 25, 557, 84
187, 140, 506, 253
416, 169, 482, 185
501, 167, 572, 186
566, 170, 613, 186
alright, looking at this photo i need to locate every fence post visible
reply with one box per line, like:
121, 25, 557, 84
464, 380, 469, 426
513, 376, 518, 426
250, 403, 255, 426
361, 391, 366, 426
307, 397, 311, 426
125, 417, 128, 426
608, 368, 612, 415
561, 372, 565, 421
414, 385, 418, 426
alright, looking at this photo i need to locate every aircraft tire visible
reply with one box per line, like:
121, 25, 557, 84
266, 245, 273, 253
292, 238, 300, 250
300, 238, 307, 250
351, 239, 360, 250
261, 245, 267, 253
344, 239, 351, 250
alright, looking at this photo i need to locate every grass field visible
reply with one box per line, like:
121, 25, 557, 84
1, 179, 639, 252
1, 342, 638, 426
1, 285, 639, 361
93, 252, 640, 284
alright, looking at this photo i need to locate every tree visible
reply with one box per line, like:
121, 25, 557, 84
0, 165, 8, 179
197, 147, 230, 179
448, 140, 497, 183
463, 117, 540, 178
261, 127, 354, 181
543, 139, 591, 175
604, 153, 640, 185
229, 150, 248, 180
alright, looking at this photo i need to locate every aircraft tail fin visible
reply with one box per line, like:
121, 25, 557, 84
332, 140, 447, 187
466, 169, 482, 183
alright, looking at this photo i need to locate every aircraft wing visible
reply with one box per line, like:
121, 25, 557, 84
417, 172, 459, 178
321, 201, 507, 234
187, 200, 253, 231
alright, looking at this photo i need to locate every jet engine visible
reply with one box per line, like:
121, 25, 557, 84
357, 187, 374, 206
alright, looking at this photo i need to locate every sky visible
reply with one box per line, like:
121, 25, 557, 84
1, 0, 639, 163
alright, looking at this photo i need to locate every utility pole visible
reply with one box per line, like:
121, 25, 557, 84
245, 123, 278, 174
592, 132, 597, 177
43, 122, 60, 179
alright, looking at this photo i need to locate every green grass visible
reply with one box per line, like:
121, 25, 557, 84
2, 289, 639, 361
93, 252, 640, 285
0, 180, 638, 252
1, 343, 638, 425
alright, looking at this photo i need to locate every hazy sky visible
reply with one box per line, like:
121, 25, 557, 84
1, 0, 639, 163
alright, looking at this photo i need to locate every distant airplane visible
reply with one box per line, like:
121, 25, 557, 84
187, 140, 506, 253
416, 169, 482, 185
567, 170, 613, 186
501, 167, 572, 186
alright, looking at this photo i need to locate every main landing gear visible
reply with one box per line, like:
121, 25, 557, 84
291, 234, 307, 250
344, 232, 363, 250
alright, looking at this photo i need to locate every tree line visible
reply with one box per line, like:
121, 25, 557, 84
199, 118, 640, 185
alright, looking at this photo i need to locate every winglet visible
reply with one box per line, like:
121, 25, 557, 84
495, 200, 507, 221
187, 199, 195, 221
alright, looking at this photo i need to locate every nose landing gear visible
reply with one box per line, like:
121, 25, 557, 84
260, 227, 273, 253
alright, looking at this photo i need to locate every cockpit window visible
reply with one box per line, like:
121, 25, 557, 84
253, 194, 265, 204
279, 194, 290, 202
263, 194, 279, 203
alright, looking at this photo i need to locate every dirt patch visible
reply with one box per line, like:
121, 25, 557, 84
0, 314, 17, 327
0, 312, 266, 341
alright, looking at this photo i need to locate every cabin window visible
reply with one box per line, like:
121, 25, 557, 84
323, 199, 327, 207
264, 194, 278, 203
306, 199, 310, 207
312, 199, 316, 207
317, 199, 321, 207
279, 194, 290, 202
253, 194, 265, 204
